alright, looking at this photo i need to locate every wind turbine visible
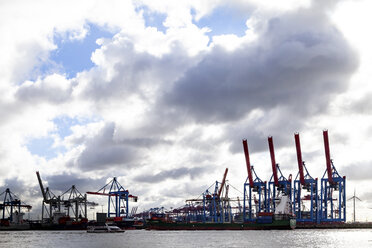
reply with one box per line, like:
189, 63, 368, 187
348, 189, 362, 222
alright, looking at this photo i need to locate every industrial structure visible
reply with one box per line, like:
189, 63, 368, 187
267, 137, 292, 214
240, 130, 346, 225
0, 130, 349, 230
185, 168, 233, 223
242, 139, 267, 221
0, 188, 31, 224
348, 189, 361, 223
293, 133, 318, 223
142, 130, 347, 229
142, 168, 240, 225
60, 185, 98, 222
87, 177, 138, 218
320, 130, 346, 222
36, 171, 97, 225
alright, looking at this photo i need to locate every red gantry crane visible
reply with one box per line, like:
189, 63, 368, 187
320, 130, 346, 222
267, 136, 292, 213
242, 139, 267, 221
293, 133, 318, 223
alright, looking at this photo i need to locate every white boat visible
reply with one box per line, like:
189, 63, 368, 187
87, 224, 125, 233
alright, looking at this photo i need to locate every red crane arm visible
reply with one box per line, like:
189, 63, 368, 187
217, 168, 229, 197
242, 139, 254, 187
86, 192, 116, 196
268, 136, 279, 186
294, 133, 306, 185
86, 191, 138, 199
323, 130, 334, 184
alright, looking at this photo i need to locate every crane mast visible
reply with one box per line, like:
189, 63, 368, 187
323, 130, 334, 185
242, 139, 254, 187
294, 133, 306, 186
36, 171, 47, 201
268, 136, 279, 186
217, 168, 229, 198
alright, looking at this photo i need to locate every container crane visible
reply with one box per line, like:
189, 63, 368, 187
242, 139, 267, 221
36, 171, 61, 222
36, 171, 97, 224
0, 188, 32, 224
60, 185, 98, 222
292, 133, 318, 223
320, 130, 346, 222
87, 177, 138, 218
186, 168, 232, 223
267, 137, 292, 214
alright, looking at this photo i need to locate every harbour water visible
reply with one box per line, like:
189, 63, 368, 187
0, 229, 371, 248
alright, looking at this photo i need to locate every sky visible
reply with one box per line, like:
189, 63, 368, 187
0, 0, 371, 221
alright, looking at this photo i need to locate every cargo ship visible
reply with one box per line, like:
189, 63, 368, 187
28, 211, 89, 230
147, 214, 296, 230
0, 211, 30, 231
146, 194, 296, 231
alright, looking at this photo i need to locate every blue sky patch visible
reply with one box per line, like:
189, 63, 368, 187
141, 7, 167, 33
50, 24, 114, 78
26, 137, 61, 159
53, 116, 77, 138
195, 6, 249, 37
53, 116, 97, 139
26, 116, 96, 159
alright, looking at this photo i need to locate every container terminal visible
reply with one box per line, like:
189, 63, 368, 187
1, 130, 371, 230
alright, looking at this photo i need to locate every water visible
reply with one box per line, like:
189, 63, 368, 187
0, 229, 371, 248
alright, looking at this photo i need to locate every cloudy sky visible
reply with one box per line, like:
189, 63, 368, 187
1, 0, 371, 221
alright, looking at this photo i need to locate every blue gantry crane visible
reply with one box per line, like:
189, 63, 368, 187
0, 188, 32, 224
186, 168, 231, 223
267, 136, 292, 214
87, 177, 138, 218
320, 130, 346, 222
292, 133, 318, 223
242, 139, 267, 222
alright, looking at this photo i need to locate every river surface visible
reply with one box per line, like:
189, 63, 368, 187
0, 229, 371, 248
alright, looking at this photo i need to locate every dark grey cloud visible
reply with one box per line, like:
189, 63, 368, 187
71, 121, 174, 172
342, 161, 372, 181
345, 92, 372, 115
121, 137, 173, 148
134, 166, 208, 183
43, 173, 107, 194
360, 191, 372, 204
75, 122, 139, 170
226, 111, 305, 154
163, 31, 356, 120
15, 76, 72, 104
1, 178, 40, 202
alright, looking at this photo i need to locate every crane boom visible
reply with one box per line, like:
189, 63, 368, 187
217, 168, 228, 197
86, 191, 138, 200
294, 133, 306, 185
268, 136, 279, 186
242, 139, 254, 187
36, 171, 47, 201
323, 130, 334, 184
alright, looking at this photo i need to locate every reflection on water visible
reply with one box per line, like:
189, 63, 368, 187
0, 229, 372, 248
